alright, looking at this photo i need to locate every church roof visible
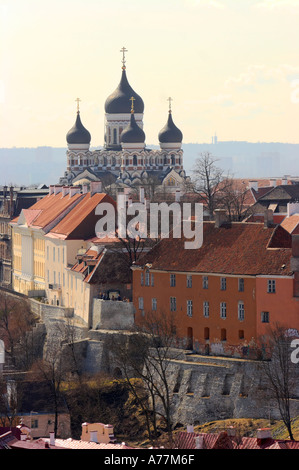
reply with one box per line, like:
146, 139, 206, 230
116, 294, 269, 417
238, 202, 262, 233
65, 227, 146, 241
66, 111, 91, 145
104, 68, 144, 114
120, 113, 145, 144
158, 111, 183, 143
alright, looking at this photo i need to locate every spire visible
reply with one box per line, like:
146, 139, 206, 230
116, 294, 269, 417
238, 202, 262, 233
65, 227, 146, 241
167, 97, 173, 113
120, 46, 128, 70
130, 96, 135, 114
75, 97, 81, 113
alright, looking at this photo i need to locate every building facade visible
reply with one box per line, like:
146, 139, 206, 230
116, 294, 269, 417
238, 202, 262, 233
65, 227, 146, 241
132, 213, 299, 357
59, 50, 189, 195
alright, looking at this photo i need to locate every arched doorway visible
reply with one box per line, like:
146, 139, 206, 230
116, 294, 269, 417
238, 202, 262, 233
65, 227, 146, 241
187, 327, 193, 350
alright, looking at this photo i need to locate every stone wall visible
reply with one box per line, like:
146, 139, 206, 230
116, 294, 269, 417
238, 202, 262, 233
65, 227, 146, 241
152, 350, 299, 427
92, 299, 135, 330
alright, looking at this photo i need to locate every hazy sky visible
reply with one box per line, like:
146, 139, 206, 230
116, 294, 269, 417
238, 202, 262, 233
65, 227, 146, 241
1, 0, 299, 148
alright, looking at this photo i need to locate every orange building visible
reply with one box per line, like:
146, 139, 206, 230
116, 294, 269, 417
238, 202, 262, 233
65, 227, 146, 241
132, 217, 299, 358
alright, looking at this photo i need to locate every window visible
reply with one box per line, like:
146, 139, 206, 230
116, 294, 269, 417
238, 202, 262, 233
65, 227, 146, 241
62, 247, 65, 264
57, 247, 60, 263
220, 302, 227, 319
239, 330, 244, 339
145, 270, 150, 286
203, 301, 209, 318
151, 273, 154, 287
63, 272, 65, 287
204, 327, 210, 340
53, 271, 56, 284
186, 275, 192, 288
138, 297, 144, 310
187, 300, 193, 317
47, 246, 49, 260
31, 419, 38, 429
238, 301, 245, 321
238, 278, 244, 292
170, 274, 176, 287
220, 277, 226, 291
141, 272, 144, 286
152, 298, 157, 311
170, 297, 176, 311
261, 311, 270, 323
53, 247, 55, 262
221, 329, 227, 341
267, 279, 276, 293
203, 276, 209, 289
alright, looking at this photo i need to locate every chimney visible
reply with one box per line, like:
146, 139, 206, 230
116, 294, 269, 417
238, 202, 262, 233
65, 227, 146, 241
269, 178, 277, 187
82, 184, 88, 194
257, 428, 272, 442
49, 432, 55, 446
90, 181, 102, 195
264, 208, 273, 228
187, 425, 194, 433
248, 180, 258, 192
20, 434, 27, 441
287, 201, 299, 217
175, 189, 181, 202
214, 209, 227, 228
54, 185, 63, 195
291, 234, 299, 297
90, 430, 98, 443
195, 436, 204, 449
49, 185, 55, 195
139, 187, 145, 203
62, 186, 70, 197
69, 186, 81, 198
282, 175, 288, 185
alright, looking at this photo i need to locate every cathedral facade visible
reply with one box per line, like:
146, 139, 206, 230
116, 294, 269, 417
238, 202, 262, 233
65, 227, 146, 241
59, 50, 189, 196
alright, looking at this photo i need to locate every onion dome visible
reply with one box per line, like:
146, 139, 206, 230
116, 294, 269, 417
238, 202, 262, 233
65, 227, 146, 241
105, 68, 144, 114
120, 112, 145, 144
66, 111, 91, 145
158, 111, 183, 144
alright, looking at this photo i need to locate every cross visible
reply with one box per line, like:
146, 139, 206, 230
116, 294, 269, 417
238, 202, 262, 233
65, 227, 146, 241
130, 96, 135, 113
167, 97, 173, 112
120, 47, 128, 69
75, 97, 81, 112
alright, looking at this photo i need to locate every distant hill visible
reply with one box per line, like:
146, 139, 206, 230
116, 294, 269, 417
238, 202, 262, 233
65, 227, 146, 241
0, 142, 298, 186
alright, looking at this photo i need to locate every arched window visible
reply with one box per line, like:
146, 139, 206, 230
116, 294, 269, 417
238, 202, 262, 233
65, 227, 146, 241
113, 128, 117, 144
133, 155, 137, 166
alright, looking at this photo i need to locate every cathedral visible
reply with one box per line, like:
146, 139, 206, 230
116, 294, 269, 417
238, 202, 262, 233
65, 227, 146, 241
59, 49, 189, 196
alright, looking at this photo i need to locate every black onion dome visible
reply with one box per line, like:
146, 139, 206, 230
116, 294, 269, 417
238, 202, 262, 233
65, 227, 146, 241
120, 113, 145, 143
105, 69, 144, 114
66, 112, 91, 144
158, 111, 183, 143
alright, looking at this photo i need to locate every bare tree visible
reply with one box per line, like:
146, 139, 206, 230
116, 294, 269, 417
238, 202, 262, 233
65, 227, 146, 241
191, 152, 230, 219
0, 292, 36, 368
259, 323, 298, 440
219, 177, 253, 221
108, 310, 179, 445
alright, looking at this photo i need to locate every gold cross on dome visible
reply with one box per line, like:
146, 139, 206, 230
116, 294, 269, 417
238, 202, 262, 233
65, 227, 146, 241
167, 97, 173, 112
75, 97, 81, 112
130, 96, 135, 113
120, 47, 128, 69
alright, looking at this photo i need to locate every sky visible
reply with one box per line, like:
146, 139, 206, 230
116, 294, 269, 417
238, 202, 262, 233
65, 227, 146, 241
1, 0, 299, 148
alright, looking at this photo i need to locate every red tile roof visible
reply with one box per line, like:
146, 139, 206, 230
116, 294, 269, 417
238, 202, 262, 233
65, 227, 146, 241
135, 222, 293, 276
47, 193, 116, 240
174, 431, 299, 450
281, 215, 299, 235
